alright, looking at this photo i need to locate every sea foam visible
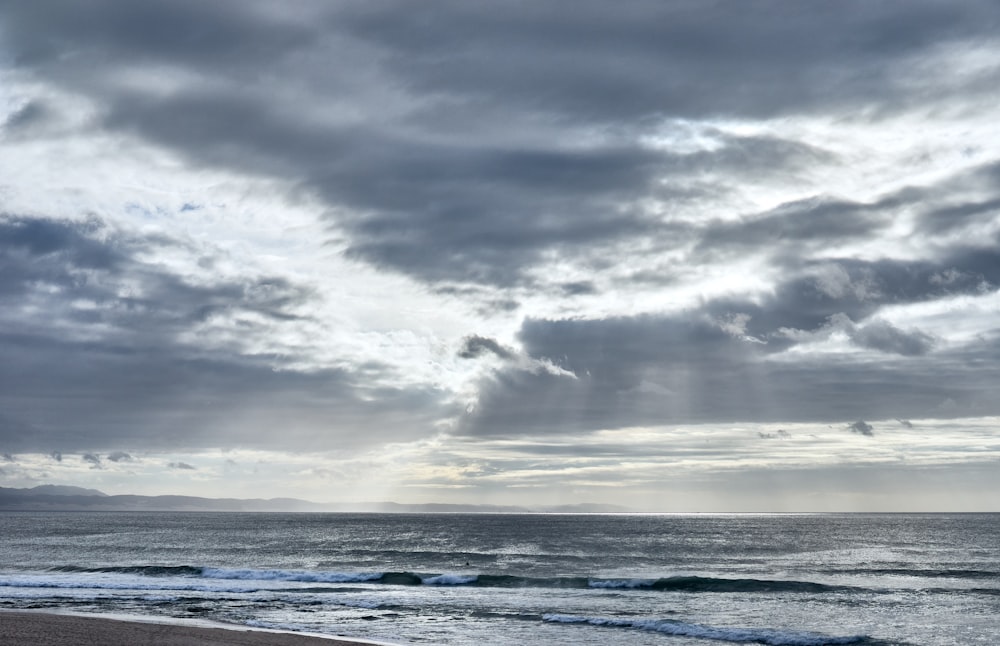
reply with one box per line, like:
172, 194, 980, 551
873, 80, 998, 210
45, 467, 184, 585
541, 614, 870, 645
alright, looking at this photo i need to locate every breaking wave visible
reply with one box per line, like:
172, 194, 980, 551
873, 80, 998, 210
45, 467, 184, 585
28, 566, 865, 593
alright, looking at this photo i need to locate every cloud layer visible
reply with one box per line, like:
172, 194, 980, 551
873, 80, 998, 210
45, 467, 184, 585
2, 1, 999, 507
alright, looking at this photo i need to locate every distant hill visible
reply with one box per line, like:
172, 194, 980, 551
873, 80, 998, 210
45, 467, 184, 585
0, 485, 632, 513
538, 503, 634, 513
0, 487, 328, 512
26, 484, 109, 497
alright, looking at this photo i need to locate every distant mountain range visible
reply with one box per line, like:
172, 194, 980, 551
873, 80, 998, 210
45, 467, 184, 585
0, 485, 632, 513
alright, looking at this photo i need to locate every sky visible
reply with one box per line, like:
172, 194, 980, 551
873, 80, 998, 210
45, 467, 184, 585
2, 1, 1000, 511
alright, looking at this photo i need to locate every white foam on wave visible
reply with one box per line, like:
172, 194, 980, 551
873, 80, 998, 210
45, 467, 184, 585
0, 573, 263, 594
541, 614, 868, 645
242, 620, 397, 646
244, 619, 314, 632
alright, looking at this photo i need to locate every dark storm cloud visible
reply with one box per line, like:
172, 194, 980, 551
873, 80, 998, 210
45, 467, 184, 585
334, 133, 826, 285
2, 0, 315, 69
81, 453, 102, 468
106, 451, 134, 463
0, 328, 452, 453
0, 216, 123, 290
848, 320, 935, 357
336, 143, 669, 286
338, 0, 995, 121
695, 191, 911, 259
847, 421, 875, 437
559, 282, 598, 297
459, 311, 1000, 437
461, 314, 769, 435
831, 247, 1000, 305
168, 462, 196, 470
0, 215, 455, 453
917, 161, 1000, 234
699, 243, 999, 350
4, 1, 998, 288
498, 236, 1000, 427
94, 92, 820, 287
93, 89, 681, 286
16, 0, 965, 120
922, 197, 1000, 234
0, 215, 312, 332
458, 336, 514, 361
1, 100, 52, 135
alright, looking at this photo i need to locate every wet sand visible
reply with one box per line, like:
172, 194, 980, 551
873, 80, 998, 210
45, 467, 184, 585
0, 611, 385, 646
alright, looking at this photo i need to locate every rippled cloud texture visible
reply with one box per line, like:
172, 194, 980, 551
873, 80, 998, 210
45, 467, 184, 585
2, 1, 999, 509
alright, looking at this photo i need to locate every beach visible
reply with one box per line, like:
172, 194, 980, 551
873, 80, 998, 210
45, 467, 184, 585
0, 611, 379, 646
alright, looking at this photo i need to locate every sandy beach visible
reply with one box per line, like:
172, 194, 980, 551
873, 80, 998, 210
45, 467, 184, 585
0, 611, 382, 646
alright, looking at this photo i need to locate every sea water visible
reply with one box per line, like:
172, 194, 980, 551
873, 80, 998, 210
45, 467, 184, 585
0, 512, 997, 645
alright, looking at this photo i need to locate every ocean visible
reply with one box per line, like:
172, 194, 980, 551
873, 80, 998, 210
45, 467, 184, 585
0, 512, 997, 645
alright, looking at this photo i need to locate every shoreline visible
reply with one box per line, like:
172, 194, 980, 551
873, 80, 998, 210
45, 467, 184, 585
0, 610, 400, 646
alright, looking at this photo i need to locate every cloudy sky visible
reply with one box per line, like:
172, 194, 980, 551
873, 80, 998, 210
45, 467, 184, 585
2, 1, 1000, 511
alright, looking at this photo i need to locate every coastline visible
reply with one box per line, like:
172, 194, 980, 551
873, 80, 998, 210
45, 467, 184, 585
0, 610, 398, 646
